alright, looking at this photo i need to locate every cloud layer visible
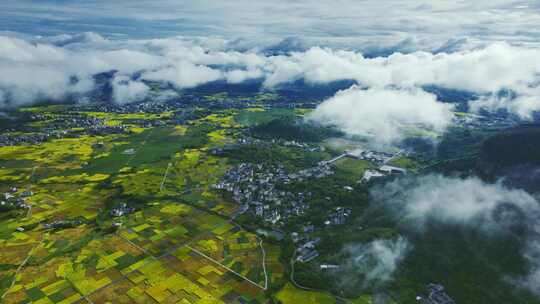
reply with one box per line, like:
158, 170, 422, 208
112, 76, 150, 104
371, 175, 540, 295
2, 33, 540, 141
261, 43, 540, 92
372, 175, 538, 230
342, 236, 411, 288
1, 1, 540, 50
307, 86, 454, 144
0, 34, 260, 107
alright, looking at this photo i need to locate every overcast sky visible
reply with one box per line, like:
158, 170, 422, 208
1, 0, 540, 47
2, 1, 540, 140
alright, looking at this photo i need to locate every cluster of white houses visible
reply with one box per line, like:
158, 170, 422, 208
1, 187, 31, 211
416, 284, 456, 304
214, 162, 333, 226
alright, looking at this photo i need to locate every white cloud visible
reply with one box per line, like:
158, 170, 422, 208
0, 34, 270, 107
112, 76, 150, 104
1, 33, 540, 120
225, 68, 263, 84
0, 36, 88, 107
372, 175, 540, 295
264, 43, 540, 93
373, 175, 539, 230
260, 43, 540, 119
342, 236, 410, 286
263, 48, 368, 87
470, 87, 540, 119
141, 61, 222, 89
307, 86, 454, 144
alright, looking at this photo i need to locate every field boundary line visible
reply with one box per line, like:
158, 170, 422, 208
159, 162, 172, 192
1, 235, 45, 300
186, 245, 266, 291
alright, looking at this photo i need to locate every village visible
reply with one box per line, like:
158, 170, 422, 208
213, 143, 409, 265
0, 92, 307, 147
0, 97, 481, 303
0, 186, 31, 213
0, 113, 127, 146
0, 94, 466, 304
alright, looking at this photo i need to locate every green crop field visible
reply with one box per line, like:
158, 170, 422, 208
0, 105, 307, 304
4, 101, 503, 304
